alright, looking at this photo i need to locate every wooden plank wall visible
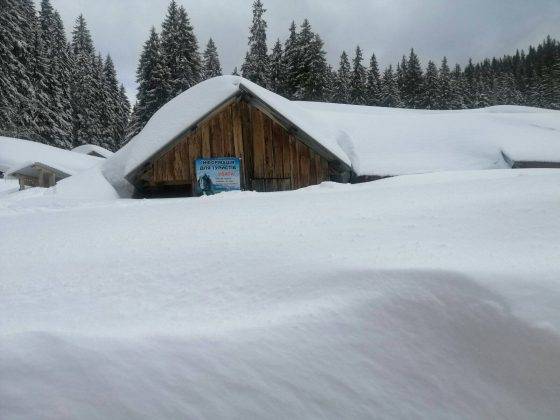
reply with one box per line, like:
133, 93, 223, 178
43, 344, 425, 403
138, 99, 331, 195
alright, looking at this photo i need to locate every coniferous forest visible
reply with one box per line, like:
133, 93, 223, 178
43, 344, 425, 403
1, 0, 559, 150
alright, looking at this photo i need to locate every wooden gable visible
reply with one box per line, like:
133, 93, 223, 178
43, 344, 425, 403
133, 96, 340, 197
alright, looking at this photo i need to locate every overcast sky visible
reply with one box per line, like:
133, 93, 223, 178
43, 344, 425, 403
40, 0, 560, 102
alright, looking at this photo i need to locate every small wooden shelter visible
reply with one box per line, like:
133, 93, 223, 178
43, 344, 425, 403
10, 162, 70, 190
120, 77, 352, 198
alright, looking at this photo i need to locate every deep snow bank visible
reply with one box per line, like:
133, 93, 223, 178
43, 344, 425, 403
1, 169, 560, 418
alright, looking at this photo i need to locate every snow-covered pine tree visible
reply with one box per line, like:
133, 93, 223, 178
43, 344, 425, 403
380, 65, 402, 108
366, 53, 382, 106
436, 57, 453, 109
268, 39, 285, 94
130, 27, 171, 138
349, 46, 367, 105
323, 65, 337, 102
160, 1, 201, 99
403, 48, 423, 108
332, 51, 351, 103
101, 55, 121, 150
91, 53, 110, 148
545, 52, 560, 109
39, 2, 73, 147
292, 20, 328, 101
450, 64, 466, 109
70, 15, 99, 146
396, 55, 407, 96
241, 0, 269, 86
202, 38, 222, 80
2, 0, 41, 140
420, 60, 439, 109
232, 67, 240, 76
282, 21, 298, 99
0, 0, 23, 135
116, 85, 130, 148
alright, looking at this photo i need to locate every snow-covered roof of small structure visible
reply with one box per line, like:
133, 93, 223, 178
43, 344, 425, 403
103, 76, 560, 188
0, 136, 103, 177
295, 103, 560, 176
72, 144, 114, 159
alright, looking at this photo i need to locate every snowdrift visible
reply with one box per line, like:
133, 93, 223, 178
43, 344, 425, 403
2, 169, 560, 418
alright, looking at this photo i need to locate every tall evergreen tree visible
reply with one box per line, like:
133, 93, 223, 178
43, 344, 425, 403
38, 4, 73, 146
420, 60, 439, 109
160, 1, 201, 99
403, 48, 423, 108
101, 55, 122, 149
292, 20, 328, 101
202, 38, 222, 80
241, 0, 268, 86
333, 51, 351, 103
380, 65, 402, 108
349, 45, 367, 104
366, 53, 382, 106
70, 14, 98, 146
268, 39, 285, 94
129, 27, 171, 138
116, 85, 130, 147
282, 21, 299, 99
437, 57, 453, 109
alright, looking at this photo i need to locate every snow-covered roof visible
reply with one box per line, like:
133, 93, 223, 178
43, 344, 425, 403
8, 162, 71, 180
72, 144, 114, 159
103, 76, 560, 186
0, 136, 103, 177
295, 103, 560, 176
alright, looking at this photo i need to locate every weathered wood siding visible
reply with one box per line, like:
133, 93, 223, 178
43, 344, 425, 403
136, 98, 332, 195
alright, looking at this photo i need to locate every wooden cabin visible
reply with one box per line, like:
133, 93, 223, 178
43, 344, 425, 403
10, 162, 70, 190
127, 85, 352, 198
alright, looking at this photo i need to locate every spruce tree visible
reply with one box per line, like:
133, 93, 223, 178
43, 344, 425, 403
102, 55, 121, 149
70, 15, 97, 146
39, 4, 73, 147
130, 27, 171, 137
268, 39, 285, 94
116, 85, 130, 147
437, 57, 453, 109
451, 64, 466, 109
202, 38, 222, 80
420, 61, 439, 109
232, 67, 240, 76
282, 21, 298, 99
241, 0, 268, 86
380, 65, 402, 108
349, 46, 367, 105
292, 20, 328, 101
366, 53, 382, 106
333, 51, 351, 103
160, 1, 201, 99
403, 48, 423, 108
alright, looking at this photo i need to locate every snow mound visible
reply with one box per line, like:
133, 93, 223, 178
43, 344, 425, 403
0, 136, 102, 176
2, 169, 560, 417
72, 144, 114, 159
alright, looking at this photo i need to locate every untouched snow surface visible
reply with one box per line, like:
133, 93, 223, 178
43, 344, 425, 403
0, 136, 102, 176
2, 169, 560, 418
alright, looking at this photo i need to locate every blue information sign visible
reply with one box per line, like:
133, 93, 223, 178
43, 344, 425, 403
195, 157, 241, 195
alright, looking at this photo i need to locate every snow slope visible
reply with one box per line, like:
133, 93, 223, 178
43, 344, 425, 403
2, 169, 560, 418
0, 136, 102, 176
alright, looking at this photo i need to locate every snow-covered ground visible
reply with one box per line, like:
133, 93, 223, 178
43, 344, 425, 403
2, 168, 560, 418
